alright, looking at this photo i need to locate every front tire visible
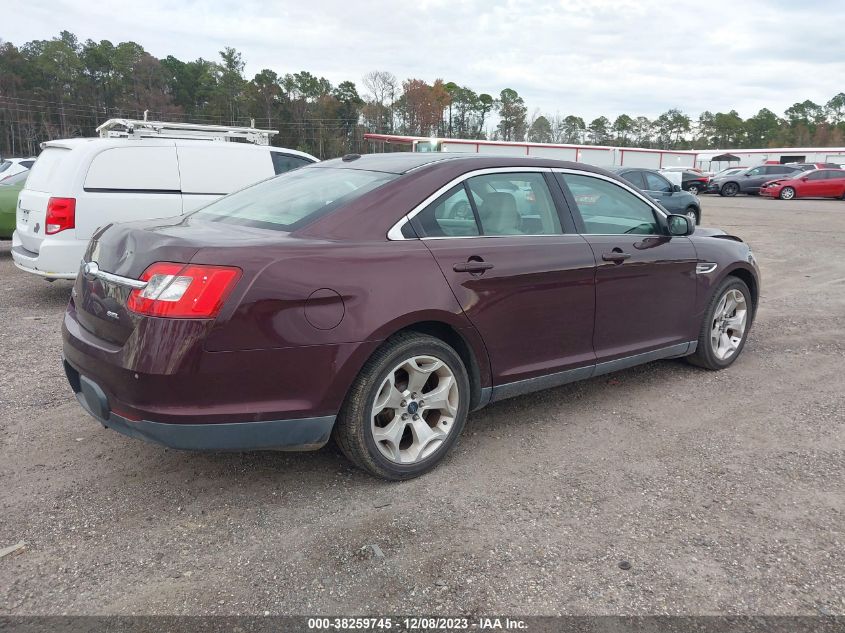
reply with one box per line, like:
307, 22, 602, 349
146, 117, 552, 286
687, 277, 752, 370
685, 206, 699, 225
779, 186, 796, 200
334, 332, 470, 480
720, 182, 739, 197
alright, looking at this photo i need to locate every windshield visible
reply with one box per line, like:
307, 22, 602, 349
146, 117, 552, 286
193, 166, 397, 231
0, 170, 29, 186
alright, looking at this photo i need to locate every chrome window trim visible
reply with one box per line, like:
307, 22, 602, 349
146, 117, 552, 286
386, 166, 553, 241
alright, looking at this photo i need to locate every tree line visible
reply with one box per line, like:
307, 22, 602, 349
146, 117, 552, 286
1, 31, 844, 159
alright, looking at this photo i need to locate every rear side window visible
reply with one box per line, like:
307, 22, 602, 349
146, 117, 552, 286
20, 160, 35, 169
25, 147, 70, 192
0, 162, 9, 174
412, 185, 480, 238
193, 166, 396, 231
467, 173, 562, 235
271, 152, 312, 174
619, 171, 645, 189
85, 146, 180, 191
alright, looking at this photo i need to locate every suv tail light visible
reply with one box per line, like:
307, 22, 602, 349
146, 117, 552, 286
126, 262, 241, 318
45, 197, 76, 234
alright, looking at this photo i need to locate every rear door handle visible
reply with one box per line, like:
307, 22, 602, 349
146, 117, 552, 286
602, 252, 631, 263
453, 262, 494, 273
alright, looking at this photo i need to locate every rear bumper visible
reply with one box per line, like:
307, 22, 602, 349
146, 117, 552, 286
64, 358, 335, 451
11, 231, 82, 279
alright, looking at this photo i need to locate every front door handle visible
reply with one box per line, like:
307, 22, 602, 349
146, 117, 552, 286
601, 251, 631, 263
453, 261, 494, 273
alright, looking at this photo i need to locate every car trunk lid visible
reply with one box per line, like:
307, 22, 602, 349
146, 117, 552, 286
74, 216, 286, 346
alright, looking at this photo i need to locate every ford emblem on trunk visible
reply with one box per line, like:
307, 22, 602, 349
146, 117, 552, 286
83, 261, 99, 279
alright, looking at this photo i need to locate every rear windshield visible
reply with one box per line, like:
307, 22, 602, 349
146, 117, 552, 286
193, 166, 396, 231
25, 147, 69, 192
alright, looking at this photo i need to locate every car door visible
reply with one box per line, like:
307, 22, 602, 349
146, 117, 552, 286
410, 169, 597, 388
642, 171, 683, 213
555, 170, 698, 363
797, 170, 832, 197
740, 166, 768, 192
828, 172, 845, 197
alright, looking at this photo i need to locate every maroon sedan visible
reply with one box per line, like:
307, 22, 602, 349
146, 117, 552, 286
63, 154, 760, 479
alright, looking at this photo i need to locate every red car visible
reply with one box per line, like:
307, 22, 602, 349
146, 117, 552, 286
63, 154, 760, 479
761, 169, 845, 200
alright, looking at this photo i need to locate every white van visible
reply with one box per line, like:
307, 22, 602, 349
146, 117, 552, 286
12, 138, 317, 280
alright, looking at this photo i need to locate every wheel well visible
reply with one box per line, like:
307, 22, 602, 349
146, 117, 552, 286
387, 321, 484, 410
727, 268, 758, 313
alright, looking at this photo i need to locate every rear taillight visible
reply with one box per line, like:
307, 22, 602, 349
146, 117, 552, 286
126, 262, 241, 319
45, 197, 76, 234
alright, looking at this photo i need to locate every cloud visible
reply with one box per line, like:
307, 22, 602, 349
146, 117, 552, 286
6, 0, 845, 121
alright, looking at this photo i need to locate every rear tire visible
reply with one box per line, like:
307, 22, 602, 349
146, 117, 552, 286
687, 184, 700, 195
779, 186, 796, 200
333, 332, 470, 480
720, 182, 739, 197
687, 277, 752, 370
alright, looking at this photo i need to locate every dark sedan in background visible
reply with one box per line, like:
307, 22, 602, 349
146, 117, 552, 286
609, 167, 702, 224
63, 154, 759, 479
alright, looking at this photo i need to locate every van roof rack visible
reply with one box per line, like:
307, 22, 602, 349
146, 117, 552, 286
96, 118, 278, 146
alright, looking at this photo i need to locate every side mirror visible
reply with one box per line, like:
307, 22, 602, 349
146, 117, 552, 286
667, 214, 694, 237
672, 184, 682, 193
801, 177, 808, 181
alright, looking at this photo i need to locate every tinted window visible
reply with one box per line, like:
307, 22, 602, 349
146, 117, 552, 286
271, 153, 312, 175
746, 167, 765, 176
20, 160, 35, 169
805, 170, 825, 180
466, 173, 562, 236
824, 170, 845, 179
193, 166, 395, 231
0, 162, 10, 174
413, 184, 480, 238
644, 172, 672, 192
619, 171, 645, 189
562, 173, 660, 235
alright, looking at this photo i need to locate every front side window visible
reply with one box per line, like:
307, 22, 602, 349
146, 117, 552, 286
561, 173, 661, 235
805, 170, 825, 180
746, 167, 765, 176
194, 166, 396, 231
644, 172, 672, 192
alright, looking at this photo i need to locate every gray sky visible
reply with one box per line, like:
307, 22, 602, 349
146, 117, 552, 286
7, 0, 845, 122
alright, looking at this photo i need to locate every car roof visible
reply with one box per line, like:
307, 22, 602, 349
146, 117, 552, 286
41, 137, 316, 160
313, 152, 621, 176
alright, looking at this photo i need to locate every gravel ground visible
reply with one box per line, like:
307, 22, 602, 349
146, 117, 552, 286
0, 195, 843, 616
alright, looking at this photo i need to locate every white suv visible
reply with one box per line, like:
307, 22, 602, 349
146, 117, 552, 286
12, 138, 317, 280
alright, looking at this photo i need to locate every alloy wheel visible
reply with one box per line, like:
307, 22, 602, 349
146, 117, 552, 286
688, 185, 699, 195
686, 209, 698, 225
780, 187, 795, 200
722, 183, 739, 196
370, 355, 459, 464
710, 289, 748, 361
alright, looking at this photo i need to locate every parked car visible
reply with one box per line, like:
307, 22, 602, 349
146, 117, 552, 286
608, 167, 702, 224
12, 138, 318, 280
63, 153, 760, 480
707, 164, 803, 196
677, 170, 710, 195
0, 157, 36, 183
760, 169, 845, 200
786, 162, 842, 171
0, 169, 29, 239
